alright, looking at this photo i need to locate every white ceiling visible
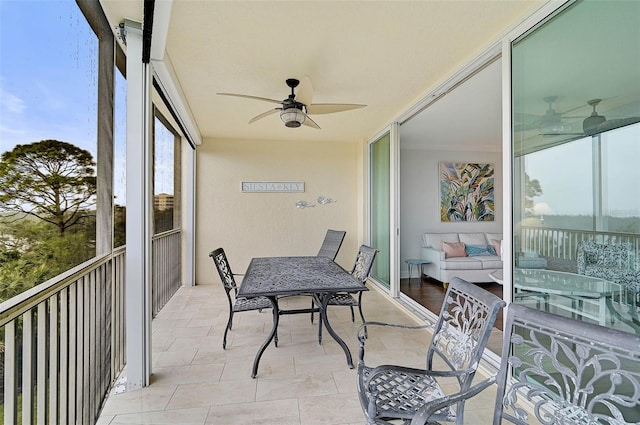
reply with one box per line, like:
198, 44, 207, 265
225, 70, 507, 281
400, 58, 503, 151
99, 0, 544, 148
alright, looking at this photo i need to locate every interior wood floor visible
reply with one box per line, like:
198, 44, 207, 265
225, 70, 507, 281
400, 275, 504, 331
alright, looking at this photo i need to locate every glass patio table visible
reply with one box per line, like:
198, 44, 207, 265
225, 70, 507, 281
238, 256, 368, 378
491, 269, 623, 326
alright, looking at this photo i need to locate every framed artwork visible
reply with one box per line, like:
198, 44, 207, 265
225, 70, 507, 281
440, 162, 494, 222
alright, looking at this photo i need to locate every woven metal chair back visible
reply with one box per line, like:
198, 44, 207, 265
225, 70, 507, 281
428, 277, 506, 382
495, 304, 640, 425
317, 229, 346, 261
577, 240, 634, 273
351, 245, 378, 284
209, 248, 238, 297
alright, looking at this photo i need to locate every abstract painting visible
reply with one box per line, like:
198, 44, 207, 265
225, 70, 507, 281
440, 162, 494, 222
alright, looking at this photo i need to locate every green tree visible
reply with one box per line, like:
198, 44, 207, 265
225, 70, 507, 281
0, 140, 96, 236
524, 172, 543, 215
0, 217, 95, 303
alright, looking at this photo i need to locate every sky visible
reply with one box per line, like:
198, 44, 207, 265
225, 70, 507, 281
526, 124, 640, 217
0, 0, 174, 200
0, 0, 98, 155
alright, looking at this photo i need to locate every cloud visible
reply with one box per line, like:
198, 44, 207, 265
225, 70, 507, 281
0, 86, 26, 114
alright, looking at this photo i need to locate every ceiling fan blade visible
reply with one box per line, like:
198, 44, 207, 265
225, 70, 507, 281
306, 103, 366, 115
541, 132, 585, 137
248, 108, 280, 124
302, 114, 320, 129
296, 76, 314, 106
217, 93, 283, 105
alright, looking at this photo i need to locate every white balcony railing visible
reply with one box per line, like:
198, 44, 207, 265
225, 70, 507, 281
0, 229, 182, 424
152, 229, 182, 317
520, 226, 640, 262
0, 248, 126, 424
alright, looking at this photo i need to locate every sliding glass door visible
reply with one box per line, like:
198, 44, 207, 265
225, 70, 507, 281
511, 0, 640, 334
370, 132, 391, 288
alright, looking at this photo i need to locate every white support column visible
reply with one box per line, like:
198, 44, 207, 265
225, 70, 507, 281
182, 143, 196, 286
390, 122, 400, 298
124, 19, 153, 391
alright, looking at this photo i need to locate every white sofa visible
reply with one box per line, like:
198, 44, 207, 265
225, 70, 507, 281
420, 232, 503, 284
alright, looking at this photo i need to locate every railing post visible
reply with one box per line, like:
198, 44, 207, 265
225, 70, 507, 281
3, 322, 17, 423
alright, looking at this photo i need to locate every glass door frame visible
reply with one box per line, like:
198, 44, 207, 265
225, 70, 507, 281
499, 0, 576, 309
366, 125, 400, 296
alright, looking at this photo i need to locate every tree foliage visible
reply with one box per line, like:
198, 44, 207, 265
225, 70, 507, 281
524, 173, 543, 215
0, 217, 95, 303
0, 140, 96, 236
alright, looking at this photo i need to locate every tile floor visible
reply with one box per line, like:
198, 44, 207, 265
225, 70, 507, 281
96, 284, 500, 425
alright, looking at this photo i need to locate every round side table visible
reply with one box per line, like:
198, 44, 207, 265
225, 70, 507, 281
404, 259, 431, 282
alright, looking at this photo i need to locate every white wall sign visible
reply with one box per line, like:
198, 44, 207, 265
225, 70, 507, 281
241, 181, 305, 193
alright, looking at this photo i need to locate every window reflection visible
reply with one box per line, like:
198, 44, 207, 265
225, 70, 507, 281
114, 67, 126, 247
512, 0, 640, 334
153, 113, 180, 234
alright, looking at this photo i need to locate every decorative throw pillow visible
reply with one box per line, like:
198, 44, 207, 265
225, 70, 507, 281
490, 239, 502, 256
441, 241, 467, 258
486, 244, 497, 255
466, 244, 492, 256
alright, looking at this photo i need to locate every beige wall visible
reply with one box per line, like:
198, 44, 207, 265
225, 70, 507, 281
196, 137, 363, 284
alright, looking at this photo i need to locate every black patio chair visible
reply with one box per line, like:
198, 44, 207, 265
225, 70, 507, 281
303, 229, 346, 320
313, 245, 378, 342
316, 229, 346, 260
357, 277, 505, 425
281, 229, 345, 315
209, 247, 275, 349
409, 303, 640, 425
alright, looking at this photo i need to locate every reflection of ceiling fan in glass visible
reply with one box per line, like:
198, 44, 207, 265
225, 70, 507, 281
576, 98, 640, 136
517, 96, 640, 137
514, 96, 581, 134
538, 96, 581, 134
582, 98, 606, 132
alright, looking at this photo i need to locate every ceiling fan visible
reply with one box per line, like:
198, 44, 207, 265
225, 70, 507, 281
515, 96, 582, 134
540, 98, 640, 137
217, 76, 366, 129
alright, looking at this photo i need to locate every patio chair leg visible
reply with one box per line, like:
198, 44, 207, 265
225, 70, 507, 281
310, 300, 315, 323
223, 311, 233, 350
358, 304, 367, 338
366, 387, 379, 425
350, 306, 355, 322
318, 308, 324, 344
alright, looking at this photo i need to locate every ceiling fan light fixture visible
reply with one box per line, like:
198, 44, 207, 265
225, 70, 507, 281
583, 98, 606, 132
280, 107, 306, 128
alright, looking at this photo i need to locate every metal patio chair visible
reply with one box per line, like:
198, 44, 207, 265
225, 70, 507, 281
209, 247, 275, 349
313, 244, 378, 342
410, 303, 640, 425
284, 229, 346, 317
316, 229, 347, 260
357, 277, 505, 425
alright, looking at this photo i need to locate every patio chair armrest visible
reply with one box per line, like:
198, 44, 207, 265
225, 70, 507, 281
409, 376, 497, 425
357, 321, 433, 342
364, 364, 476, 391
357, 321, 434, 362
